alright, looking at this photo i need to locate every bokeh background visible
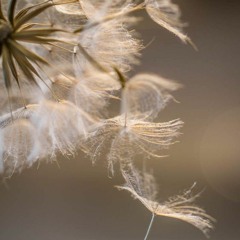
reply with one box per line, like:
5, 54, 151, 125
0, 0, 240, 239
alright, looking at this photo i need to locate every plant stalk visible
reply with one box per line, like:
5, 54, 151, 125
144, 213, 155, 240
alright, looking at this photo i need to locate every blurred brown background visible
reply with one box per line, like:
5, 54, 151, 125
0, 0, 240, 239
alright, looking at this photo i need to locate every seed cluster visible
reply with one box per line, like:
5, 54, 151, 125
0, 0, 214, 238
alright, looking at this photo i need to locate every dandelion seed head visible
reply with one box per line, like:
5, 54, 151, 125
0, 1, 214, 238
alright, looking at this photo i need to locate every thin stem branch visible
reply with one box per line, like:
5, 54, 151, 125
144, 213, 155, 240
124, 111, 127, 127
8, 0, 17, 24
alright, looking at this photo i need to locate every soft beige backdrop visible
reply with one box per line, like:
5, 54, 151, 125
0, 1, 240, 239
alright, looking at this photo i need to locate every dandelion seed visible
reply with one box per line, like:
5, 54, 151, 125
117, 166, 215, 238
0, 103, 38, 128
68, 74, 118, 117
75, 2, 142, 73
83, 115, 183, 175
49, 71, 119, 118
145, 0, 192, 45
54, 0, 83, 15
31, 100, 94, 157
0, 113, 42, 176
80, 0, 138, 18
122, 73, 181, 120
49, 74, 77, 100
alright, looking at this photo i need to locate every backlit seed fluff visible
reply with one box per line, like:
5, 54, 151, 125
0, 119, 41, 176
118, 167, 215, 237
30, 100, 94, 156
145, 0, 192, 44
76, 15, 142, 73
83, 115, 183, 175
122, 74, 181, 119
